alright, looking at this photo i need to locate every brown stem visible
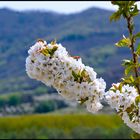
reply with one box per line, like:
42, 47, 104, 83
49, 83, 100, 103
126, 16, 140, 94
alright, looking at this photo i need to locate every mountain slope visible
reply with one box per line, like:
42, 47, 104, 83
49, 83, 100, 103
0, 7, 140, 94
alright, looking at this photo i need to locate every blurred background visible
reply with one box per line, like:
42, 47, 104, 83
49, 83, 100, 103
0, 1, 140, 139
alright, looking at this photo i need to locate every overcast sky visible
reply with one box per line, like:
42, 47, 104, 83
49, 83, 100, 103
0, 1, 140, 14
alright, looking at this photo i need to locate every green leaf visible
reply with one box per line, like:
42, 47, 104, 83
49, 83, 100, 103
134, 76, 140, 85
125, 65, 133, 75
41, 44, 58, 57
135, 96, 140, 106
80, 69, 85, 77
122, 59, 131, 66
78, 69, 82, 76
136, 43, 140, 56
110, 88, 117, 92
121, 75, 136, 86
122, 59, 137, 75
51, 39, 57, 45
111, 1, 127, 7
49, 46, 58, 56
78, 97, 89, 105
110, 10, 122, 22
130, 4, 139, 17
41, 49, 50, 57
122, 59, 134, 67
115, 37, 131, 47
111, 1, 120, 6
129, 75, 135, 82
72, 71, 78, 81
111, 83, 123, 93
134, 32, 140, 39
72, 69, 92, 83
81, 69, 92, 83
125, 103, 135, 120
118, 83, 123, 92
46, 48, 52, 54
131, 132, 140, 139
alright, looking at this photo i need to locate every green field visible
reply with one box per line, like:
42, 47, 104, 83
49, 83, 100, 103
0, 114, 133, 139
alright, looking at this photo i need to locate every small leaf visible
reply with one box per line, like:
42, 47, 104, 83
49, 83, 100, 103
131, 132, 140, 139
47, 48, 52, 54
122, 59, 134, 67
122, 59, 131, 66
72, 71, 78, 81
52, 46, 58, 52
136, 43, 140, 56
134, 76, 140, 85
130, 4, 139, 17
110, 10, 122, 22
135, 96, 140, 106
78, 69, 82, 76
125, 103, 135, 118
78, 97, 89, 105
125, 65, 133, 75
49, 46, 58, 56
118, 83, 123, 93
121, 75, 136, 86
51, 39, 57, 45
81, 69, 86, 77
134, 32, 140, 39
41, 49, 50, 57
112, 83, 123, 93
111, 1, 125, 7
129, 75, 134, 82
110, 88, 117, 92
112, 84, 118, 90
115, 37, 131, 47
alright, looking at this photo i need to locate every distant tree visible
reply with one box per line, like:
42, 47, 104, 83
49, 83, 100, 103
34, 100, 56, 113
8, 95, 21, 106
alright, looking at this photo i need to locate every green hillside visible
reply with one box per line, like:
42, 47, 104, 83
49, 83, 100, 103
0, 114, 132, 139
0, 7, 140, 94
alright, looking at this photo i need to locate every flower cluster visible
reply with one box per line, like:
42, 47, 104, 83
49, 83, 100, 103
105, 83, 140, 134
26, 39, 106, 113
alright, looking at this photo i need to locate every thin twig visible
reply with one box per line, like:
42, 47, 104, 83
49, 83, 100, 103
126, 16, 140, 94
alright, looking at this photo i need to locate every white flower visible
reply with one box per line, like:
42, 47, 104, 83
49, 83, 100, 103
105, 83, 140, 134
122, 111, 140, 134
86, 98, 103, 113
84, 66, 97, 80
105, 83, 138, 111
26, 40, 106, 114
57, 89, 76, 100
28, 40, 47, 55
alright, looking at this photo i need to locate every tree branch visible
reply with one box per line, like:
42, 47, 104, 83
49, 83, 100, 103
126, 16, 140, 94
